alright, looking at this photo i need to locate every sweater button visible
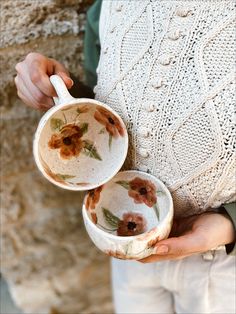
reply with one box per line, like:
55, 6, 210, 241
138, 128, 150, 138
115, 4, 123, 12
151, 78, 164, 89
144, 103, 155, 112
138, 149, 149, 158
158, 54, 173, 66
176, 8, 192, 17
93, 85, 98, 93
168, 29, 181, 40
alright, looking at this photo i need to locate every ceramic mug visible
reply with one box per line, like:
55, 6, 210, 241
82, 170, 174, 260
33, 75, 128, 191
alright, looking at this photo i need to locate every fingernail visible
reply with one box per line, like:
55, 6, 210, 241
68, 77, 74, 86
58, 72, 74, 86
156, 245, 169, 254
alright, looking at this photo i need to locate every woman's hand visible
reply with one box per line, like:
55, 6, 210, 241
15, 52, 74, 111
140, 212, 235, 263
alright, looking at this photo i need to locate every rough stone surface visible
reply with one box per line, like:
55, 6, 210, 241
1, 1, 113, 313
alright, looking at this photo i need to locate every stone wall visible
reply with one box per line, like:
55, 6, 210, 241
1, 1, 113, 313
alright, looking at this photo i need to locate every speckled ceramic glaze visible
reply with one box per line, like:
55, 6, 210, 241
82, 170, 173, 260
33, 75, 128, 191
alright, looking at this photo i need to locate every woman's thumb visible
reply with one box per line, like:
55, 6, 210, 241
57, 71, 74, 89
52, 60, 74, 89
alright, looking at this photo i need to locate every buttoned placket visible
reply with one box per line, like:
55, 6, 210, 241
137, 7, 190, 172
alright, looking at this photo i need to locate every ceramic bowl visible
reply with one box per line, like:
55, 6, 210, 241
82, 170, 173, 260
33, 75, 128, 191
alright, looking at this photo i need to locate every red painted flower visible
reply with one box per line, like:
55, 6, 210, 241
85, 186, 103, 210
48, 124, 84, 159
117, 212, 147, 237
90, 212, 98, 224
128, 177, 157, 207
105, 250, 136, 260
94, 107, 124, 138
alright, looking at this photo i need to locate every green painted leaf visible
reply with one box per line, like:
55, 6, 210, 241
109, 133, 112, 150
98, 128, 106, 134
80, 123, 88, 135
102, 208, 121, 228
156, 190, 164, 195
97, 223, 117, 233
75, 182, 90, 186
153, 203, 160, 221
61, 106, 73, 111
82, 140, 102, 161
76, 106, 89, 114
50, 118, 64, 131
116, 180, 130, 190
56, 174, 76, 180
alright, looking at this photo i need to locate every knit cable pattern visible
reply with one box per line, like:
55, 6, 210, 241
95, 0, 236, 216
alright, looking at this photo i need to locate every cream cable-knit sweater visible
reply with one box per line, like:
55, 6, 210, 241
95, 0, 236, 217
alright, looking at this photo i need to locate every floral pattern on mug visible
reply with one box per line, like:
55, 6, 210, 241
85, 186, 103, 210
39, 154, 75, 185
76, 105, 90, 115
48, 122, 102, 161
48, 124, 84, 159
90, 212, 98, 224
94, 107, 125, 148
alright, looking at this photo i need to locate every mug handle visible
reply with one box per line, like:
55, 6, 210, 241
50, 75, 74, 106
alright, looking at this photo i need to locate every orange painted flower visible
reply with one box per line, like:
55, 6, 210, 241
48, 124, 84, 159
90, 212, 98, 224
94, 107, 124, 138
137, 227, 160, 247
147, 235, 160, 248
39, 154, 68, 185
128, 177, 157, 207
137, 227, 158, 241
85, 186, 103, 210
105, 250, 137, 260
117, 212, 147, 237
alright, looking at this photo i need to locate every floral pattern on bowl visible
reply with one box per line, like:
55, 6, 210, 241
82, 170, 174, 260
35, 100, 128, 190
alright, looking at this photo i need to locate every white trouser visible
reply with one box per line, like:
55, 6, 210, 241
111, 249, 236, 314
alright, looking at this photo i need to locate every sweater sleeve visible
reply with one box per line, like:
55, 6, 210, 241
83, 0, 102, 89
223, 202, 236, 255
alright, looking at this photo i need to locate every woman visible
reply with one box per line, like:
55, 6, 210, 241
15, 1, 236, 313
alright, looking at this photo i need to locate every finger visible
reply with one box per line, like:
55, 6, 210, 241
18, 67, 54, 108
28, 59, 58, 97
154, 233, 207, 257
15, 75, 37, 109
16, 89, 47, 111
50, 59, 74, 89
16, 59, 56, 100
15, 75, 51, 110
139, 253, 191, 263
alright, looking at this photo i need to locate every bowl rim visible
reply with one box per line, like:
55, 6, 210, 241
33, 98, 129, 191
82, 170, 174, 241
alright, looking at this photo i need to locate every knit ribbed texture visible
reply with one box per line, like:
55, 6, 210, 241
95, 0, 236, 217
